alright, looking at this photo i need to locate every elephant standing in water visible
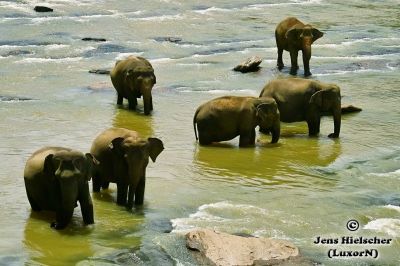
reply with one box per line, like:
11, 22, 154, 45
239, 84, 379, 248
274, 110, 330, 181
193, 96, 280, 146
24, 147, 98, 229
111, 56, 156, 115
90, 128, 164, 209
259, 78, 341, 138
275, 17, 324, 76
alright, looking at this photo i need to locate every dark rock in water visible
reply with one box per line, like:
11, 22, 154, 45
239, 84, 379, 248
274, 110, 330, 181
82, 37, 107, 42
89, 69, 111, 75
341, 105, 362, 114
2, 50, 33, 57
34, 6, 53, 12
83, 44, 140, 57
233, 56, 262, 73
0, 95, 34, 102
154, 37, 182, 43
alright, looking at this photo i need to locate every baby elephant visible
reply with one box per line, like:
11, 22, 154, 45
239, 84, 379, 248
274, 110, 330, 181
275, 17, 324, 76
193, 96, 280, 146
111, 56, 156, 115
259, 78, 341, 138
90, 128, 164, 209
24, 147, 98, 229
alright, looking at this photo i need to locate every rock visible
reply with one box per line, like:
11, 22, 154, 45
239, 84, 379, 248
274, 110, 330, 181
89, 69, 111, 75
154, 37, 182, 43
34, 6, 53, 12
233, 56, 262, 73
82, 37, 107, 42
341, 105, 362, 114
186, 229, 300, 266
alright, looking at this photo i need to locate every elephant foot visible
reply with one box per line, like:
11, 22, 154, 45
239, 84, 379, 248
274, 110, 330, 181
289, 69, 298, 76
51, 221, 67, 230
304, 71, 312, 77
328, 133, 339, 138
277, 63, 284, 70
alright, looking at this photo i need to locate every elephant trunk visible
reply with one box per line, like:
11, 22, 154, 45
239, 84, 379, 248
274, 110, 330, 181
141, 79, 153, 115
302, 38, 312, 76
54, 175, 78, 229
126, 165, 144, 209
271, 120, 280, 144
330, 105, 341, 138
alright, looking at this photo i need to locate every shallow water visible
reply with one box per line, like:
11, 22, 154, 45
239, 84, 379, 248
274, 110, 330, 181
0, 0, 399, 265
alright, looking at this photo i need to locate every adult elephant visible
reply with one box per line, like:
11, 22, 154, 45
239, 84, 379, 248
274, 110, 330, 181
275, 17, 324, 76
90, 128, 164, 209
193, 96, 280, 146
24, 147, 98, 230
110, 56, 156, 115
259, 78, 341, 138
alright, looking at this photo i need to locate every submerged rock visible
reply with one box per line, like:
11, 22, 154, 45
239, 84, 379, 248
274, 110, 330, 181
341, 105, 362, 114
233, 56, 262, 73
34, 6, 53, 12
82, 37, 107, 42
186, 229, 300, 266
89, 69, 111, 75
154, 37, 182, 43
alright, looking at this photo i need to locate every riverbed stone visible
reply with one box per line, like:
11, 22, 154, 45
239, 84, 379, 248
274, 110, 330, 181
82, 37, 107, 42
233, 56, 262, 73
88, 69, 111, 75
34, 6, 53, 12
186, 229, 300, 266
341, 104, 362, 114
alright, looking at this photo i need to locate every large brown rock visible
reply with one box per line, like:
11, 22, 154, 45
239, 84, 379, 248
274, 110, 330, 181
186, 229, 300, 266
233, 56, 263, 73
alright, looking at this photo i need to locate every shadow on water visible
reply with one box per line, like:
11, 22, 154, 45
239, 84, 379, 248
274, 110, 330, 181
193, 125, 342, 190
112, 107, 154, 138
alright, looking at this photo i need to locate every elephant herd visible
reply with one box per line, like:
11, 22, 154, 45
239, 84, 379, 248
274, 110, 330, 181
24, 17, 342, 229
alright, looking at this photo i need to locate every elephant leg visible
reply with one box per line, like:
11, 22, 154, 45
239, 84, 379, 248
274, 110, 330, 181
289, 50, 299, 75
27, 192, 41, 211
239, 129, 255, 147
198, 131, 213, 145
52, 208, 74, 230
92, 175, 101, 192
117, 94, 123, 105
259, 127, 271, 135
135, 176, 146, 205
126, 185, 135, 210
150, 96, 153, 111
303, 53, 312, 77
116, 183, 128, 206
78, 183, 94, 225
128, 97, 137, 110
101, 181, 110, 190
277, 48, 284, 70
307, 117, 320, 136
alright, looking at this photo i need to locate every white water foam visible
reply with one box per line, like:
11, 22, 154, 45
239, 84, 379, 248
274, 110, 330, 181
248, 0, 323, 9
16, 56, 83, 64
171, 201, 268, 233
368, 169, 400, 178
384, 205, 400, 212
364, 218, 400, 237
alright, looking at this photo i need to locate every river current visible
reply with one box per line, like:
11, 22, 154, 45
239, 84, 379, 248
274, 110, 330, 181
0, 0, 399, 265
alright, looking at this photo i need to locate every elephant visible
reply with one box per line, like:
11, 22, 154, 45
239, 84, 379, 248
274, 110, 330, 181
24, 147, 98, 229
110, 56, 156, 115
90, 127, 164, 209
259, 78, 341, 138
275, 17, 324, 76
193, 96, 280, 146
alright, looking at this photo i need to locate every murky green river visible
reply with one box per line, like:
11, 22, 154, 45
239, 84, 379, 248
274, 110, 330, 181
0, 0, 399, 265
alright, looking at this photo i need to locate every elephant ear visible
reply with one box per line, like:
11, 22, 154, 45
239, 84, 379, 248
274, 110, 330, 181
312, 28, 324, 42
151, 72, 157, 84
84, 153, 99, 181
309, 90, 323, 108
285, 27, 300, 41
109, 137, 125, 156
43, 154, 55, 175
147, 138, 164, 162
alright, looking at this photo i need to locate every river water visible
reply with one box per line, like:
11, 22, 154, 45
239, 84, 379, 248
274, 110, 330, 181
0, 0, 399, 265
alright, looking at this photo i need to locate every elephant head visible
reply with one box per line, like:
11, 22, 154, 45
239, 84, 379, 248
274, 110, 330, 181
254, 97, 280, 143
43, 150, 98, 229
108, 136, 164, 208
126, 66, 156, 115
309, 84, 341, 138
286, 25, 323, 58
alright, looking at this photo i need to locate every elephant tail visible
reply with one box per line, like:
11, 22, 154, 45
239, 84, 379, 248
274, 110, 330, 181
193, 108, 199, 141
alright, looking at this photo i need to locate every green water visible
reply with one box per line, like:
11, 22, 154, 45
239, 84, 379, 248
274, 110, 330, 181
0, 0, 399, 265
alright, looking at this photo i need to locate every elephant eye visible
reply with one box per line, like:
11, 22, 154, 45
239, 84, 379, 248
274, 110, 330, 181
72, 158, 83, 170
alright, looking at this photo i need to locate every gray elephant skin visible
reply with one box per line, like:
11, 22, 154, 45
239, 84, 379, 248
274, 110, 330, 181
24, 147, 98, 229
259, 78, 341, 138
90, 127, 164, 209
110, 56, 156, 115
193, 96, 280, 146
275, 17, 324, 76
